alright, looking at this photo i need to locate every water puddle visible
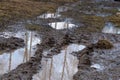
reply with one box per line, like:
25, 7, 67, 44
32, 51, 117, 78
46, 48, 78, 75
116, 8, 120, 15
57, 6, 70, 13
96, 13, 112, 17
36, 5, 78, 30
37, 5, 70, 19
91, 63, 105, 71
102, 22, 120, 34
32, 44, 85, 80
49, 21, 77, 29
118, 8, 120, 11
37, 6, 66, 19
37, 13, 61, 19
0, 31, 41, 75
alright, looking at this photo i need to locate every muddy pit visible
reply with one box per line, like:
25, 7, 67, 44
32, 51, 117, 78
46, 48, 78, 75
32, 44, 85, 80
102, 22, 120, 34
0, 31, 41, 75
0, 0, 120, 80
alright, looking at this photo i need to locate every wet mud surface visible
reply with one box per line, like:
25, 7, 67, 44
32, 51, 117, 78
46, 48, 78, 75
0, 0, 120, 80
0, 37, 24, 52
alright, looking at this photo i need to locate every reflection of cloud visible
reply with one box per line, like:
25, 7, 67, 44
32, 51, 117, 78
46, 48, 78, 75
49, 22, 77, 29
0, 53, 10, 75
0, 59, 5, 75
37, 13, 61, 19
102, 22, 120, 34
0, 31, 41, 75
91, 63, 105, 71
33, 44, 85, 80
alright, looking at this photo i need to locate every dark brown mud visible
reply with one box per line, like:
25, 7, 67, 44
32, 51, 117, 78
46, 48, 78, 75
0, 0, 120, 80
0, 37, 24, 52
1, 29, 120, 80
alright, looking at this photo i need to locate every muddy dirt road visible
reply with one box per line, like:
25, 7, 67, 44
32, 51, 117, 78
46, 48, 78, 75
0, 0, 120, 80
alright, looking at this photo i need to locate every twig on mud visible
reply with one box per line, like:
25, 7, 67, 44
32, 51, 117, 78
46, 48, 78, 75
8, 51, 12, 71
23, 32, 28, 62
49, 57, 53, 80
61, 46, 67, 80
29, 32, 33, 59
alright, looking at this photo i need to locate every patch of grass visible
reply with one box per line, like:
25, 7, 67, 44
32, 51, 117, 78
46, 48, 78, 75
107, 15, 120, 27
52, 0, 78, 3
25, 24, 53, 32
61, 8, 105, 32
75, 15, 105, 32
0, 0, 58, 27
0, 0, 78, 28
30, 0, 78, 2
100, 8, 118, 14
74, 0, 118, 14
25, 24, 41, 31
95, 39, 113, 49
61, 0, 119, 33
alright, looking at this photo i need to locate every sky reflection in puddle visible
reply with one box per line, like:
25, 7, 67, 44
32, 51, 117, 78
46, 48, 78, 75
49, 22, 77, 29
32, 44, 85, 80
0, 31, 41, 75
96, 13, 111, 17
37, 13, 61, 19
37, 6, 69, 19
102, 22, 120, 34
91, 63, 105, 71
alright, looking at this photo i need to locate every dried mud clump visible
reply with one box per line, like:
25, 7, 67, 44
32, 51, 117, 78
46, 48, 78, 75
95, 39, 113, 49
0, 37, 24, 51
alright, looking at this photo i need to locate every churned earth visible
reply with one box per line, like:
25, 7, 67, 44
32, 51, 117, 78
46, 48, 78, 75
0, 0, 120, 80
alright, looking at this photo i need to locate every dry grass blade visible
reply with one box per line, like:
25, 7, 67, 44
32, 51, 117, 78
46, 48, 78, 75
49, 57, 53, 80
23, 32, 28, 62
8, 51, 12, 71
29, 32, 33, 59
61, 46, 67, 80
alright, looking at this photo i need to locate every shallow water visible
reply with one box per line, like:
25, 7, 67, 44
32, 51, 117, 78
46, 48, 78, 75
0, 31, 41, 75
102, 22, 120, 34
57, 6, 70, 13
32, 44, 85, 80
49, 22, 77, 29
37, 13, 61, 19
37, 5, 70, 19
91, 63, 105, 71
96, 13, 111, 17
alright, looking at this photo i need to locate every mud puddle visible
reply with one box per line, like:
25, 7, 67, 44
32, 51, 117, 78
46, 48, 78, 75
36, 6, 78, 30
57, 6, 71, 13
37, 13, 61, 19
32, 44, 85, 80
102, 22, 120, 34
0, 31, 41, 75
37, 5, 70, 19
96, 13, 112, 17
90, 42, 120, 74
91, 63, 105, 71
49, 21, 77, 29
